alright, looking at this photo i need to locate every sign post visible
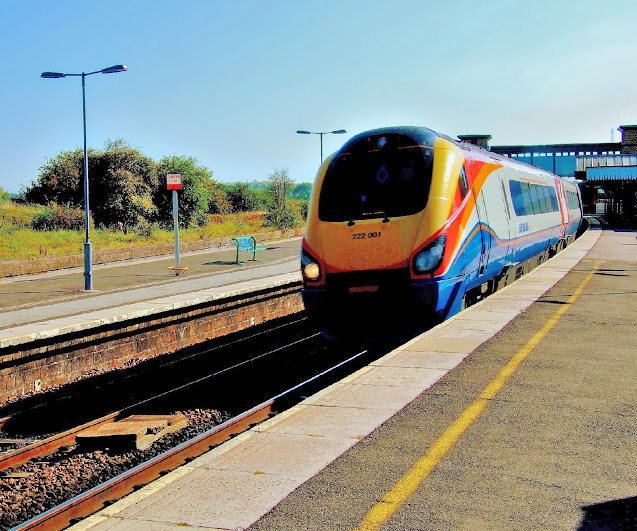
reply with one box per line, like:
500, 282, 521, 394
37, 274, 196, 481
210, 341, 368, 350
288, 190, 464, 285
167, 174, 188, 275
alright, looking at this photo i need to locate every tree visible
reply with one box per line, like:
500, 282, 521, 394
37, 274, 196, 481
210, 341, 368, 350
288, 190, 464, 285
206, 181, 232, 215
225, 182, 263, 212
26, 140, 157, 229
154, 155, 219, 227
264, 168, 300, 229
26, 149, 85, 206
288, 182, 313, 201
92, 140, 158, 228
266, 168, 294, 211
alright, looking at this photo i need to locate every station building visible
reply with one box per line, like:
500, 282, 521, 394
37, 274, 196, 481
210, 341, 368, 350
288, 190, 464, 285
458, 125, 637, 226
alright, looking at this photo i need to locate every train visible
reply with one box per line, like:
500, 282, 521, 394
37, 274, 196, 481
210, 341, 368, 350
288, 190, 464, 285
300, 126, 583, 336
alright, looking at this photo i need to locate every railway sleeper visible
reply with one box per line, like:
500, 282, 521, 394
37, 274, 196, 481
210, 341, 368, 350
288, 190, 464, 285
75, 414, 187, 451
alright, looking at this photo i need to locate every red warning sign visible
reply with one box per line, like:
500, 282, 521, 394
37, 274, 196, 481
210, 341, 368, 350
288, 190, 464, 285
167, 174, 182, 190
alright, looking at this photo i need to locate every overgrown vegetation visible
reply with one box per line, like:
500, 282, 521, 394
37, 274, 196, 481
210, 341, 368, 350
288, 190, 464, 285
0, 206, 269, 261
31, 203, 86, 231
0, 145, 314, 262
263, 168, 302, 230
0, 186, 11, 203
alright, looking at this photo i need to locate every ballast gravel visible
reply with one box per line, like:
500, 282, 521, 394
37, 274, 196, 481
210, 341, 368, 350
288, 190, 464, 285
0, 408, 229, 530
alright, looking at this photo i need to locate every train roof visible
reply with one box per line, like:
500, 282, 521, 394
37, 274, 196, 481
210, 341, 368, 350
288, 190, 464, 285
340, 126, 579, 186
339, 126, 440, 152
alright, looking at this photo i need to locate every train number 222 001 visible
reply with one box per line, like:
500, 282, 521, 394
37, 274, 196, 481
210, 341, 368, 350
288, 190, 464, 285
352, 231, 382, 240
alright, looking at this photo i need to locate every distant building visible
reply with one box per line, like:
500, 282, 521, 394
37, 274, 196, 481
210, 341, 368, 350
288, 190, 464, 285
458, 126, 637, 226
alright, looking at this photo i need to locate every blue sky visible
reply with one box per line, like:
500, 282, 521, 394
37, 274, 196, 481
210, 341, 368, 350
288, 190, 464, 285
1, 0, 636, 193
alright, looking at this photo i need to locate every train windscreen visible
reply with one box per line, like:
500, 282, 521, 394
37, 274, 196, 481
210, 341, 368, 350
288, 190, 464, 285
318, 134, 433, 222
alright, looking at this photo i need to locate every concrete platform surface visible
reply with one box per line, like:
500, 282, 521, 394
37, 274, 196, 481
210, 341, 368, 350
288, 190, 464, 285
69, 227, 636, 530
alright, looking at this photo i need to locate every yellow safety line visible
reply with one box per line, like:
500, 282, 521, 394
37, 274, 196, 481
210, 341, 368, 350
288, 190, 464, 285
355, 261, 601, 531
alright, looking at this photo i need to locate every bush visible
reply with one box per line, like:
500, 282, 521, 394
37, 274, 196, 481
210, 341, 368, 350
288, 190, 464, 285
300, 201, 308, 220
263, 207, 300, 230
225, 182, 264, 212
134, 219, 161, 237
289, 183, 312, 201
154, 155, 219, 227
31, 203, 87, 231
0, 202, 40, 228
26, 141, 158, 229
291, 199, 309, 220
0, 186, 10, 202
207, 181, 232, 215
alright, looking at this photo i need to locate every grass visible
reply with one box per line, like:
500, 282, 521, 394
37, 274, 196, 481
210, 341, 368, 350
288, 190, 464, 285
0, 201, 282, 262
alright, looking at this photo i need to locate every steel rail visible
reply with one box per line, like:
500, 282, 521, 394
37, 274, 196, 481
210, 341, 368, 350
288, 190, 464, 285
12, 401, 273, 531
12, 347, 369, 531
0, 318, 313, 472
0, 413, 119, 472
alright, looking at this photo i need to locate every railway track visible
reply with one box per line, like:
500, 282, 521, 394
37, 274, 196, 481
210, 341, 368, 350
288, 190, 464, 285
0, 316, 383, 530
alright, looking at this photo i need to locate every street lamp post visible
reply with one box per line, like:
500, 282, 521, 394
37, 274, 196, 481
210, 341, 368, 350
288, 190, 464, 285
41, 65, 127, 290
297, 129, 347, 164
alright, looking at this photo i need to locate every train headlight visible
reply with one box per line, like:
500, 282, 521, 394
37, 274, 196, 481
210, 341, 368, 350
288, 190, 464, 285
413, 234, 446, 275
301, 248, 322, 282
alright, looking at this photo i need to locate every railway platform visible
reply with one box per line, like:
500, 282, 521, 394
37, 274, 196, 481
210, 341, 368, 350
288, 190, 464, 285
66, 225, 637, 530
0, 236, 303, 330
0, 236, 303, 404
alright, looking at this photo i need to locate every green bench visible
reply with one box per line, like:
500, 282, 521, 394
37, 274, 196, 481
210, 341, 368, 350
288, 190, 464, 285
233, 236, 267, 264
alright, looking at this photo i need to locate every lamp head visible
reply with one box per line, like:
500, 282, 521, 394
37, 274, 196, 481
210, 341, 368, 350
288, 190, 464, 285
41, 71, 66, 78
297, 130, 311, 135
101, 64, 127, 74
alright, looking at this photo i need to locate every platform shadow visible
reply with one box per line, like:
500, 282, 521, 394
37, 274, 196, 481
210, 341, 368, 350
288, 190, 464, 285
536, 298, 569, 305
579, 496, 637, 529
594, 267, 633, 277
0, 289, 84, 295
202, 260, 239, 266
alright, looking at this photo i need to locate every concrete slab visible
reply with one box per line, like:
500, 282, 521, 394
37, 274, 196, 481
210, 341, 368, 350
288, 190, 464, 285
453, 308, 520, 325
426, 326, 497, 343
71, 517, 190, 530
374, 350, 468, 371
254, 403, 397, 440
347, 365, 449, 390
402, 335, 487, 354
194, 431, 355, 478
107, 467, 302, 530
303, 381, 425, 410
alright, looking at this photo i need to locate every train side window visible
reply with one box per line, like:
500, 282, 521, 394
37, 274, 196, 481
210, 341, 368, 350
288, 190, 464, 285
547, 186, 559, 212
522, 183, 534, 215
509, 180, 528, 216
458, 167, 469, 200
537, 185, 550, 213
567, 190, 581, 210
528, 184, 541, 214
533, 185, 543, 213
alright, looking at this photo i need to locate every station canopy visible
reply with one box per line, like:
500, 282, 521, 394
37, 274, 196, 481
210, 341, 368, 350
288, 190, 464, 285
587, 166, 637, 181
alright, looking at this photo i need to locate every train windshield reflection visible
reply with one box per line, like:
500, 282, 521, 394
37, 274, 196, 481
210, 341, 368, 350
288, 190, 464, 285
318, 134, 433, 222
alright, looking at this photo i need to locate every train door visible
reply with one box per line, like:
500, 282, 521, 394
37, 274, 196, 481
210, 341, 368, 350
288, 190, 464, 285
499, 175, 515, 264
472, 188, 491, 276
556, 179, 569, 240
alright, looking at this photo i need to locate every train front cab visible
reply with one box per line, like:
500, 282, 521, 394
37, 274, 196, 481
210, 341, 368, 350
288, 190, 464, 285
301, 129, 472, 335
